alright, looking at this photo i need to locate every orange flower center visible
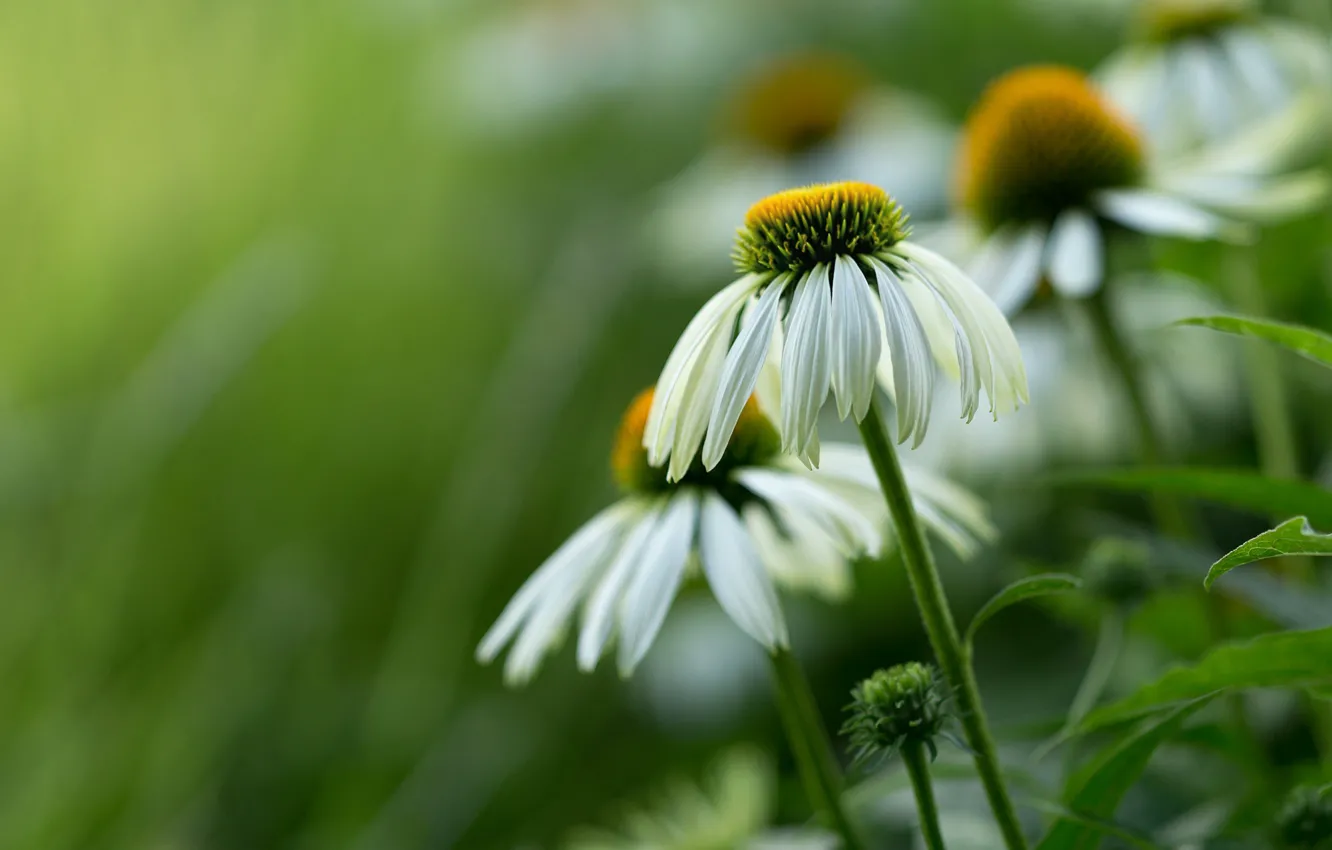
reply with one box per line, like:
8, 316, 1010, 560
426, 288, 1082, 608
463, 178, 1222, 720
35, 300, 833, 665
1139, 0, 1252, 42
957, 66, 1144, 231
734, 181, 908, 275
726, 52, 870, 156
612, 388, 780, 493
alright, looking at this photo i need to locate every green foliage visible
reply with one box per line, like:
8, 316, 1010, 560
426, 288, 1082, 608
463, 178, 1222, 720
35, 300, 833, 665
1206, 517, 1332, 589
1036, 699, 1211, 850
965, 574, 1082, 647
1177, 315, 1332, 370
1077, 628, 1332, 733
1065, 468, 1332, 527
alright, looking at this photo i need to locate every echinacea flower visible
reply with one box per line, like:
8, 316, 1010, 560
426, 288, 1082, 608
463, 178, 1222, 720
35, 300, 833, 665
645, 181, 1028, 473
645, 52, 957, 280
476, 387, 994, 684
937, 65, 1329, 316
1097, 0, 1332, 157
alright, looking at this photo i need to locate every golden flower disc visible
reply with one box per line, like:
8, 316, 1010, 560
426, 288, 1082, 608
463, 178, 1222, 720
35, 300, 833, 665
957, 66, 1145, 231
734, 181, 908, 275
612, 388, 779, 493
726, 52, 871, 156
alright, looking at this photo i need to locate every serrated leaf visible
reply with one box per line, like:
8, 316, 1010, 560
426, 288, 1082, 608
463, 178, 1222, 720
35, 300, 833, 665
1205, 517, 1332, 590
965, 574, 1082, 647
1063, 468, 1332, 528
1036, 699, 1210, 850
1077, 627, 1332, 733
1177, 315, 1332, 369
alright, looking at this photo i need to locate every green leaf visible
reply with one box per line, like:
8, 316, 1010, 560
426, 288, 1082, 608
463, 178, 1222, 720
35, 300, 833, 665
965, 574, 1082, 647
1078, 627, 1332, 733
1036, 699, 1211, 850
1025, 800, 1167, 850
1205, 517, 1332, 590
1063, 468, 1332, 528
1177, 315, 1332, 370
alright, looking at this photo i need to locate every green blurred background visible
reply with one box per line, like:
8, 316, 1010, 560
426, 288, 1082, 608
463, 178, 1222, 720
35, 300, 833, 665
2, 0, 1329, 847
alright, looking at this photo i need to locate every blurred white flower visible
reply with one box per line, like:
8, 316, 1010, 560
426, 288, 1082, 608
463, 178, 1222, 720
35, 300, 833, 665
477, 387, 992, 685
1097, 0, 1332, 157
933, 65, 1329, 317
565, 746, 837, 850
644, 52, 957, 281
646, 182, 1027, 474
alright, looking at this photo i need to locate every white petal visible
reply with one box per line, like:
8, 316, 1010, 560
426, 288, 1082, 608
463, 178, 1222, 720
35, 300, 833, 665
476, 502, 634, 665
665, 302, 746, 482
1094, 189, 1251, 242
617, 491, 698, 675
699, 493, 788, 651
869, 256, 934, 447
780, 265, 832, 466
701, 277, 787, 469
576, 505, 662, 671
972, 224, 1046, 316
830, 256, 883, 422
646, 274, 763, 464
487, 502, 638, 684
1177, 40, 1235, 141
892, 242, 1029, 416
737, 467, 880, 557
1046, 209, 1104, 299
745, 503, 853, 601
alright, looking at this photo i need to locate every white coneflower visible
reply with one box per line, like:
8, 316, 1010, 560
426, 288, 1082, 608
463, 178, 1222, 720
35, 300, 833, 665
1097, 0, 1332, 156
646, 52, 957, 280
644, 181, 1028, 475
938, 65, 1329, 317
476, 387, 994, 685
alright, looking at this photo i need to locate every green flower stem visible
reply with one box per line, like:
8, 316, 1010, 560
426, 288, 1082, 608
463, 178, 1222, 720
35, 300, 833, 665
768, 649, 866, 850
1083, 288, 1197, 541
902, 740, 948, 850
857, 401, 1028, 850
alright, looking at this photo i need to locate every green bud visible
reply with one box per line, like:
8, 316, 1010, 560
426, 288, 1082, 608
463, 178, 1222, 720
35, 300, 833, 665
842, 662, 948, 764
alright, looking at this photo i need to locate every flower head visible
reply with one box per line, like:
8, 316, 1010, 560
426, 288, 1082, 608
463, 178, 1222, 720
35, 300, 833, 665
1277, 784, 1332, 849
727, 52, 871, 156
646, 181, 1027, 474
959, 67, 1144, 231
479, 387, 994, 684
843, 662, 950, 762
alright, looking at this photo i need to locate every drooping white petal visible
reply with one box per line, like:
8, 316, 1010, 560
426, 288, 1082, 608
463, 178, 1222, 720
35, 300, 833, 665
477, 501, 636, 666
737, 467, 880, 557
1094, 189, 1251, 243
489, 502, 640, 684
576, 503, 662, 671
699, 493, 788, 651
665, 300, 747, 482
701, 276, 787, 470
868, 256, 934, 447
1176, 40, 1235, 142
617, 491, 698, 676
830, 256, 883, 422
1220, 27, 1291, 112
892, 241, 1029, 416
1046, 209, 1104, 299
742, 503, 851, 601
780, 266, 832, 467
646, 274, 763, 464
971, 224, 1046, 317
1163, 170, 1332, 225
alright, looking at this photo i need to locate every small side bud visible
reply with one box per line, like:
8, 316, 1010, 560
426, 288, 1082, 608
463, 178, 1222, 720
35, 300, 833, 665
842, 662, 949, 765
1277, 784, 1332, 849
1082, 537, 1155, 608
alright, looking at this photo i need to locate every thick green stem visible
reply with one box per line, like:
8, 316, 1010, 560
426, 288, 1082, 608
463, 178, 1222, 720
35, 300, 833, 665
903, 741, 948, 850
857, 402, 1028, 850
768, 649, 866, 850
1083, 288, 1196, 540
